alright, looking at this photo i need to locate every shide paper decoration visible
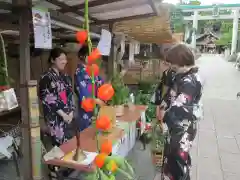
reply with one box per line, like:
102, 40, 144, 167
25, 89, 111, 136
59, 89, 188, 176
74, 0, 135, 179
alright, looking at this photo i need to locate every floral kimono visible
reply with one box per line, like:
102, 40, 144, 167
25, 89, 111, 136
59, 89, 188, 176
39, 68, 75, 146
75, 64, 104, 131
162, 68, 202, 130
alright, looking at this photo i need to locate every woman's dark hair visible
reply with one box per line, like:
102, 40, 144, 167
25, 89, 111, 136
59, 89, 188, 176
78, 45, 89, 62
48, 48, 66, 64
165, 44, 195, 67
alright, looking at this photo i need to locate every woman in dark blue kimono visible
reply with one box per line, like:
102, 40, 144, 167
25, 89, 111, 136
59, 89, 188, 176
39, 48, 75, 146
75, 45, 105, 131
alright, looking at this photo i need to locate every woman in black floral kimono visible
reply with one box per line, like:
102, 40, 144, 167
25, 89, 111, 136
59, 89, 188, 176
39, 48, 75, 146
160, 44, 202, 180
162, 44, 202, 132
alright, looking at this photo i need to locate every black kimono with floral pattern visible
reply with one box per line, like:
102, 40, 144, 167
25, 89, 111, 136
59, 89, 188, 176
162, 68, 202, 130
39, 68, 75, 146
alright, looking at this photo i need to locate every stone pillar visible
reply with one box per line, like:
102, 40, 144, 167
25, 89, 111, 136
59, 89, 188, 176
191, 10, 198, 49
231, 9, 239, 54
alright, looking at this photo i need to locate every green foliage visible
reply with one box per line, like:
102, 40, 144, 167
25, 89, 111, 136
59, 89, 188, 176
189, 0, 201, 5
215, 31, 233, 46
135, 81, 157, 122
109, 73, 129, 105
0, 34, 11, 87
170, 4, 184, 32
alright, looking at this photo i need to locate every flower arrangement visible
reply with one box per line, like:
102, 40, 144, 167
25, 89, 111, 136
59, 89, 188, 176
72, 0, 135, 179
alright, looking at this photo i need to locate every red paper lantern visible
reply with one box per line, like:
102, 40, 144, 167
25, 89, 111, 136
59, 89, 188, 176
86, 64, 99, 77
87, 48, 101, 64
81, 98, 95, 112
97, 84, 114, 101
96, 115, 111, 131
76, 31, 88, 44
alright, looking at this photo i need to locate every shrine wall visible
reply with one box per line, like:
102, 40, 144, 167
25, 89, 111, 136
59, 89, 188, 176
7, 51, 79, 99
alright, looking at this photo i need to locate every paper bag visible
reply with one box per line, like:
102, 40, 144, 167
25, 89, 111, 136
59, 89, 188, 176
0, 88, 18, 112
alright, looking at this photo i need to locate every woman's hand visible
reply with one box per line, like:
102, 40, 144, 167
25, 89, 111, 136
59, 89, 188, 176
95, 98, 106, 107
156, 106, 165, 122
62, 113, 72, 124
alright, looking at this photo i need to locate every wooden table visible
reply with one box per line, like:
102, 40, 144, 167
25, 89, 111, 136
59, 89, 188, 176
44, 105, 147, 172
44, 127, 124, 171
117, 105, 147, 122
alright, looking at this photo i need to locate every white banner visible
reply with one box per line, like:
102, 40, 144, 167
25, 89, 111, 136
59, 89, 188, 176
32, 8, 52, 49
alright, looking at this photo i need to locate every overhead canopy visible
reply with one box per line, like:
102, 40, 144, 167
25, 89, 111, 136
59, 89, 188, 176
0, 0, 175, 44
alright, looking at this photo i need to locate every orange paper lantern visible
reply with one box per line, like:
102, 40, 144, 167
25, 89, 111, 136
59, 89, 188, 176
81, 98, 95, 112
76, 31, 88, 44
96, 115, 111, 131
87, 48, 101, 64
100, 140, 112, 155
94, 153, 107, 168
97, 84, 114, 101
86, 64, 99, 77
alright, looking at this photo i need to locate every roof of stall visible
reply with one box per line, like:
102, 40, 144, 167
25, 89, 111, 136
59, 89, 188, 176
0, 0, 174, 44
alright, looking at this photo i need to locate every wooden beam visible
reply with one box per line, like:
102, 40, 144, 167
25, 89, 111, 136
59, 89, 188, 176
0, 1, 12, 10
46, 0, 98, 22
86, 0, 149, 14
93, 13, 156, 25
61, 0, 123, 12
49, 10, 101, 33
1, 1, 101, 34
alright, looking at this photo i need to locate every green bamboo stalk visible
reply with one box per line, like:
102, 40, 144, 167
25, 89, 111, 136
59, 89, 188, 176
0, 32, 9, 85
84, 0, 99, 153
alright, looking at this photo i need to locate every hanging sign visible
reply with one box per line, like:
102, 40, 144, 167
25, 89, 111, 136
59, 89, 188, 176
97, 29, 112, 56
32, 8, 52, 49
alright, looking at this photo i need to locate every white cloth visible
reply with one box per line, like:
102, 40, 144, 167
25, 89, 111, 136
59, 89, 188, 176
0, 136, 13, 158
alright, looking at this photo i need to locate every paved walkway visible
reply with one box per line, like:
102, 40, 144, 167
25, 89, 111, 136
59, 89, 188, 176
191, 54, 240, 180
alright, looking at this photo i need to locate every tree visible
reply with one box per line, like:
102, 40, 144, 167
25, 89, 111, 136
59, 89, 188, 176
215, 31, 232, 46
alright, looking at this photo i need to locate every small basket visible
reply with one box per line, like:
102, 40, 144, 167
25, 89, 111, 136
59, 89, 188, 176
150, 119, 167, 168
151, 150, 164, 167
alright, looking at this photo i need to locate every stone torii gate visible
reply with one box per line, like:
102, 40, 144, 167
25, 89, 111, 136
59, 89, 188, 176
179, 4, 240, 54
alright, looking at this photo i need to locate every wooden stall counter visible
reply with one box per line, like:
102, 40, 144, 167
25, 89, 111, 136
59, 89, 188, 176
44, 126, 124, 172
117, 105, 147, 122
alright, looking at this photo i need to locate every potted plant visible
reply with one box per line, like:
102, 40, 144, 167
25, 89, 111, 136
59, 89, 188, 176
109, 73, 129, 116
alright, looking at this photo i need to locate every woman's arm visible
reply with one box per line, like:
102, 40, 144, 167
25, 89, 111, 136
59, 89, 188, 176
163, 77, 196, 123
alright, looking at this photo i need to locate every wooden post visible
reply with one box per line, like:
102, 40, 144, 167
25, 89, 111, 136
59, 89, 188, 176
18, 3, 32, 180
28, 80, 42, 180
108, 23, 115, 80
15, 0, 42, 179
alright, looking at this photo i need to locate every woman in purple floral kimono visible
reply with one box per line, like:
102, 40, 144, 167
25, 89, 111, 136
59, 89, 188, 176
39, 48, 75, 146
75, 45, 105, 131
